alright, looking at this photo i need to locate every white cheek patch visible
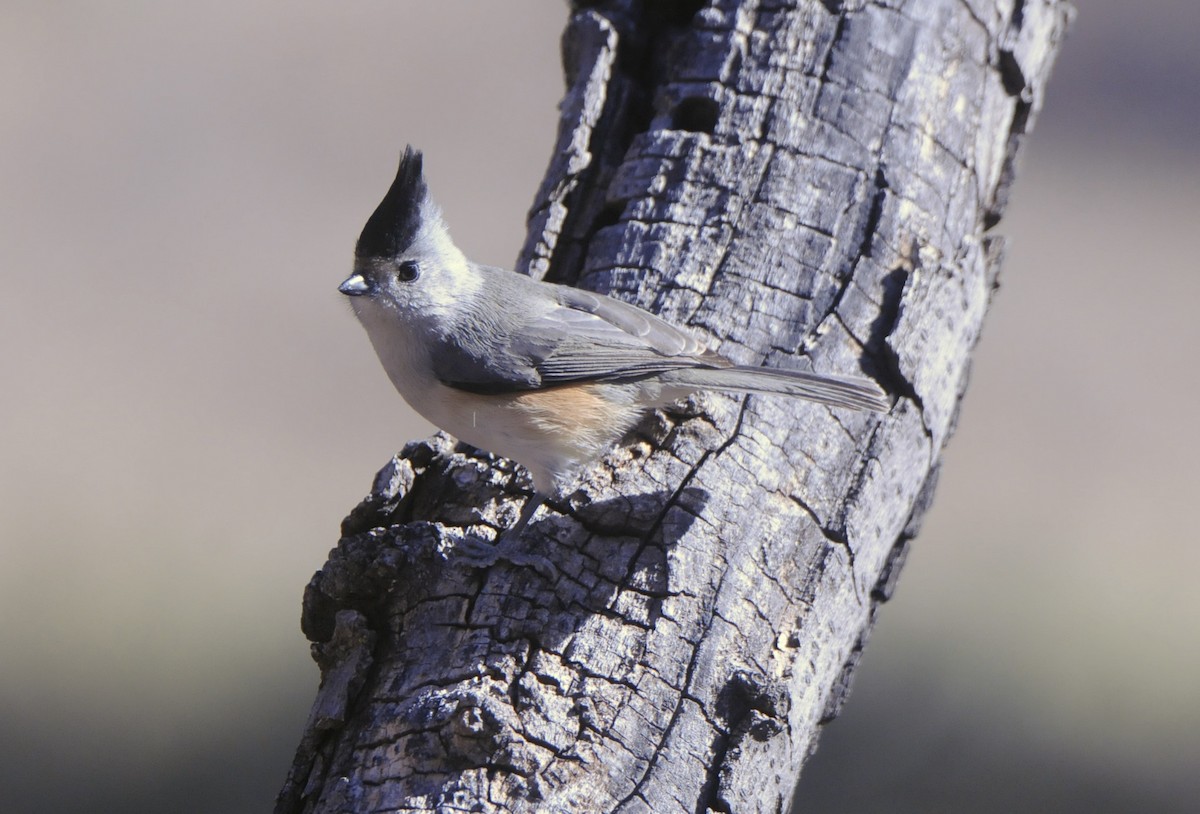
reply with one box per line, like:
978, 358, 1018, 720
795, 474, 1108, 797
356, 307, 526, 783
432, 260, 482, 312
419, 225, 482, 315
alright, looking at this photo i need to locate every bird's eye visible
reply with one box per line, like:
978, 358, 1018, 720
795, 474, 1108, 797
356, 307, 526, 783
395, 260, 421, 282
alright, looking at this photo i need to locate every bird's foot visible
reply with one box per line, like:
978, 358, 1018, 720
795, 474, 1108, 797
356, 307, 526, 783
456, 533, 557, 581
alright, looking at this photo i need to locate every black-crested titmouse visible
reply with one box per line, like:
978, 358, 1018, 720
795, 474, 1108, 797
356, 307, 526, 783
339, 147, 888, 545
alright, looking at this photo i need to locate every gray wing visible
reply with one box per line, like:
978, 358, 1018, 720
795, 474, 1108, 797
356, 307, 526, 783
432, 271, 727, 394
530, 287, 730, 384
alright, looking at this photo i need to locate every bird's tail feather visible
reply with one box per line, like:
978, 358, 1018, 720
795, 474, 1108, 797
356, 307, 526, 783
664, 366, 889, 412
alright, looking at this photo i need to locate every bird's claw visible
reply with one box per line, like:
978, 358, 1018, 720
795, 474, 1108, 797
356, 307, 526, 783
456, 534, 558, 581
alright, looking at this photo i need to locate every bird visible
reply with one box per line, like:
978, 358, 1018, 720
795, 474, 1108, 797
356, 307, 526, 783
338, 146, 889, 562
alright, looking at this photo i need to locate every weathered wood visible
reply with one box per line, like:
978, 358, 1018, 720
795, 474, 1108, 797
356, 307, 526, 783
277, 1, 1071, 812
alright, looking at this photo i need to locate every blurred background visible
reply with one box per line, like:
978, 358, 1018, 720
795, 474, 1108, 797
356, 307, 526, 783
1, 1, 1195, 811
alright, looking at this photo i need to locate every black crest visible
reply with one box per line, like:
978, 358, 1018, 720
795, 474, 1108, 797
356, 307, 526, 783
355, 146, 428, 259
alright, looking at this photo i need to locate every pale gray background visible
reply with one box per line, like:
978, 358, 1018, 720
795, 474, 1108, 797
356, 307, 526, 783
1, 2, 1196, 812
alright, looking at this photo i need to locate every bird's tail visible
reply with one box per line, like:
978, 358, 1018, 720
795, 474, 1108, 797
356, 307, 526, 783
662, 366, 889, 412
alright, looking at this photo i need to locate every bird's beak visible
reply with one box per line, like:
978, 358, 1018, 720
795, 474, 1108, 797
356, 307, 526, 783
338, 274, 369, 296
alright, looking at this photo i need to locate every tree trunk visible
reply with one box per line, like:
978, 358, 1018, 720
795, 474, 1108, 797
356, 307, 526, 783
277, 1, 1071, 812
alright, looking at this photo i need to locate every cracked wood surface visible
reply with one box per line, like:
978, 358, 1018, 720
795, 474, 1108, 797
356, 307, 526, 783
277, 1, 1071, 812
